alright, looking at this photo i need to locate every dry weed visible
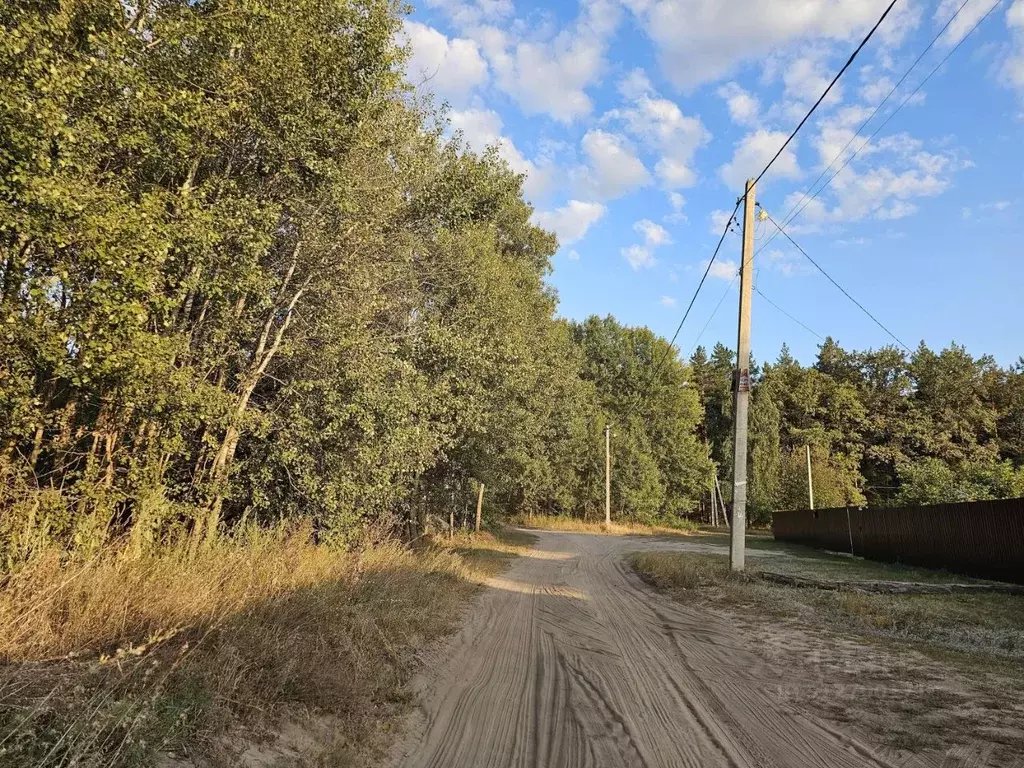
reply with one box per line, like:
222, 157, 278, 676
0, 525, 532, 767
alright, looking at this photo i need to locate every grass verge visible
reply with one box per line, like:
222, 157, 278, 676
512, 513, 698, 536
0, 524, 534, 768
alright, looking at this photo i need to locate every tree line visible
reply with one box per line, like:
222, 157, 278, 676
0, 0, 714, 562
693, 339, 1024, 524
2, 0, 1021, 563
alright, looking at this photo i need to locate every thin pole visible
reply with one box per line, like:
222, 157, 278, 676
605, 425, 612, 528
715, 474, 729, 529
730, 179, 756, 571
475, 482, 484, 533
806, 444, 815, 510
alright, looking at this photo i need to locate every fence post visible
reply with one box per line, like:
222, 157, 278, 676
845, 506, 854, 555
475, 482, 484, 533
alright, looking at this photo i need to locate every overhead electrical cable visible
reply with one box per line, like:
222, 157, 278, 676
753, 285, 825, 341
758, 206, 911, 351
623, 0, 900, 419
757, 0, 1002, 254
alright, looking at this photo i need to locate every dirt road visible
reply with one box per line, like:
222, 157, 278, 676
387, 530, 909, 768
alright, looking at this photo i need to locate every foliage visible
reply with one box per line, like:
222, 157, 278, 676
688, 337, 1024, 516
0, 0, 713, 561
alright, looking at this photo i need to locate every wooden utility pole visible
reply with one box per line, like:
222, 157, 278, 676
604, 425, 612, 528
730, 179, 756, 572
475, 482, 484, 533
806, 444, 815, 510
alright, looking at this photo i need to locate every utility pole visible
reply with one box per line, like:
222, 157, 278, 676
730, 179, 756, 572
806, 444, 815, 510
475, 482, 484, 533
605, 425, 612, 528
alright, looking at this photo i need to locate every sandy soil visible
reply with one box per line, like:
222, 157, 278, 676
383, 529, 954, 768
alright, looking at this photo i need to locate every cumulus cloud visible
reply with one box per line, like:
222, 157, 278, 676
448, 108, 553, 199
666, 192, 688, 222
719, 129, 801, 189
634, 218, 672, 247
401, 22, 488, 102
576, 129, 652, 199
625, 0, 919, 88
705, 258, 739, 280
717, 81, 760, 126
533, 200, 607, 245
606, 89, 710, 189
778, 134, 968, 225
622, 244, 657, 270
468, 0, 621, 122
660, 295, 677, 306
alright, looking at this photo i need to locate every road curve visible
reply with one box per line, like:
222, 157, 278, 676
386, 530, 902, 768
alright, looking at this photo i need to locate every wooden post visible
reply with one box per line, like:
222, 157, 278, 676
475, 482, 484, 533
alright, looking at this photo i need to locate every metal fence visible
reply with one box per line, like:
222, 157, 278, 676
771, 497, 1024, 584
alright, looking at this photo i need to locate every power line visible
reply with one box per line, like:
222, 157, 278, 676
753, 285, 825, 341
626, 0, 900, 416
621, 202, 740, 418
758, 0, 1001, 254
749, 0, 900, 192
688, 276, 737, 358
758, 205, 911, 351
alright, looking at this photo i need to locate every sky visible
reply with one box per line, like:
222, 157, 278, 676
400, 0, 1024, 366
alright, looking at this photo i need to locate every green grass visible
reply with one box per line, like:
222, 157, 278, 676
692, 531, 997, 584
629, 550, 1024, 661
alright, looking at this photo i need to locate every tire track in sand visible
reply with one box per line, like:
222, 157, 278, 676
385, 530, 936, 768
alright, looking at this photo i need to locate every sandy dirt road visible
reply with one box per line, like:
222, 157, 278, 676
386, 530, 916, 768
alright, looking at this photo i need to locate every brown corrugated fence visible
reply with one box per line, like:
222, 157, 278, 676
771, 497, 1024, 584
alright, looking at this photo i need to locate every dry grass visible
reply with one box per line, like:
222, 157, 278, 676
513, 514, 698, 536
0, 524, 534, 767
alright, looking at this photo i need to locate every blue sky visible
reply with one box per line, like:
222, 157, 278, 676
401, 0, 1024, 366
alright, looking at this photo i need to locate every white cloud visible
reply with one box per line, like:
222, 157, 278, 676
576, 129, 652, 199
618, 68, 654, 99
859, 74, 894, 104
782, 51, 843, 106
660, 295, 677, 306
533, 200, 607, 245
424, 0, 512, 29
627, 0, 918, 88
1002, 0, 1024, 96
709, 208, 736, 235
607, 92, 710, 189
719, 129, 801, 189
469, 0, 621, 122
666, 191, 688, 222
717, 81, 760, 126
622, 244, 657, 270
567, 249, 581, 260
634, 218, 672, 247
982, 200, 1012, 211
705, 258, 738, 280
937, 0, 996, 46
448, 108, 553, 199
779, 135, 966, 225
401, 22, 488, 102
